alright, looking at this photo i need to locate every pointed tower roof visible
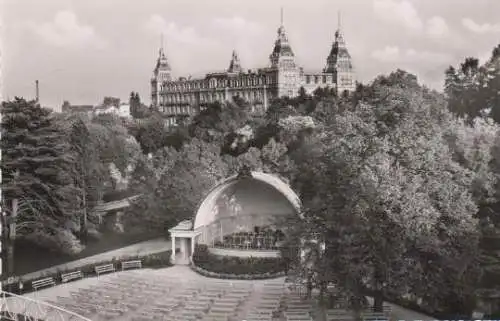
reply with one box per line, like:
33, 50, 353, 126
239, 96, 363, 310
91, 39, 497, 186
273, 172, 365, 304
227, 50, 243, 73
154, 34, 171, 76
269, 7, 295, 67
324, 11, 353, 73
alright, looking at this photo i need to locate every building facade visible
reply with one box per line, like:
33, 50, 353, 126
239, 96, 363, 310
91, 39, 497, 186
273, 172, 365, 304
151, 14, 355, 125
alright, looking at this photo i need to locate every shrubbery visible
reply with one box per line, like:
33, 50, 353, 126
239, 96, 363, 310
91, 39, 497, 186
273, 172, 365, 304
192, 244, 286, 277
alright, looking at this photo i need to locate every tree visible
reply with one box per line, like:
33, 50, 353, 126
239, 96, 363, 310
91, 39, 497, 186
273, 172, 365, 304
125, 139, 229, 234
289, 73, 487, 315
189, 100, 251, 144
56, 114, 106, 241
134, 114, 182, 154
102, 96, 120, 107
1, 98, 83, 273
130, 92, 150, 119
90, 114, 141, 176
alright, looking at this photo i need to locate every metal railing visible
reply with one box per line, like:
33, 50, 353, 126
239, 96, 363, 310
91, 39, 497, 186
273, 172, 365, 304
0, 290, 92, 321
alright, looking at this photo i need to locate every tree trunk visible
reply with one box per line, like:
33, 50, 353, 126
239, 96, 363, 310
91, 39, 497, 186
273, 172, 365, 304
306, 275, 313, 299
6, 198, 18, 292
373, 264, 384, 312
80, 176, 88, 243
373, 290, 384, 312
320, 279, 327, 300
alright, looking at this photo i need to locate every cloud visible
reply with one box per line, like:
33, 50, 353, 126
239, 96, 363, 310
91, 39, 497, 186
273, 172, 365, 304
371, 46, 452, 64
462, 18, 500, 34
373, 0, 423, 32
211, 16, 263, 36
30, 11, 105, 48
426, 16, 450, 39
373, 0, 450, 39
144, 14, 216, 47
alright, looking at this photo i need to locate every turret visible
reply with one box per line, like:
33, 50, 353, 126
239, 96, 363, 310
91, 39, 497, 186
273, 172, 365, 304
269, 8, 296, 69
324, 11, 355, 93
269, 8, 300, 98
227, 50, 243, 73
151, 35, 172, 108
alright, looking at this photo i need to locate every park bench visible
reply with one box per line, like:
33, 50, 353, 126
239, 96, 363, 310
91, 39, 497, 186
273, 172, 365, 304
121, 259, 142, 271
32, 276, 55, 291
61, 270, 83, 283
95, 263, 115, 277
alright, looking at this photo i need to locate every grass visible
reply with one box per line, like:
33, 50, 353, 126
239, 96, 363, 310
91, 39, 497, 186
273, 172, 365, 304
12, 231, 163, 276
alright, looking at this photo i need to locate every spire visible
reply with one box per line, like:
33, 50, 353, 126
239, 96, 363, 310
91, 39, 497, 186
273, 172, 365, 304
153, 35, 171, 79
159, 32, 166, 57
324, 11, 353, 74
337, 10, 341, 30
269, 7, 295, 67
228, 49, 243, 73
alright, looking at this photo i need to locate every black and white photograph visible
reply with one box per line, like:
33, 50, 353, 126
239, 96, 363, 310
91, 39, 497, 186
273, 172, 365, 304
1, 0, 500, 320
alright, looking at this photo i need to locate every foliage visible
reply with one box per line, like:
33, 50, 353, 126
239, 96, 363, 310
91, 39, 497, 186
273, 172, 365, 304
89, 114, 141, 175
192, 244, 286, 276
102, 96, 120, 107
1, 98, 82, 242
445, 51, 500, 123
130, 114, 188, 154
189, 100, 251, 145
125, 139, 229, 233
288, 71, 490, 314
130, 91, 151, 119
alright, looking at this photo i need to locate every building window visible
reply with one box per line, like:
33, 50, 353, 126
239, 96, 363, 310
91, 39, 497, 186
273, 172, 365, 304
306, 75, 311, 84
314, 76, 319, 84
322, 75, 326, 83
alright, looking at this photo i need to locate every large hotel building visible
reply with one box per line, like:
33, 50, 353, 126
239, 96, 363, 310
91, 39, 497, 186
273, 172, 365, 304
150, 12, 355, 124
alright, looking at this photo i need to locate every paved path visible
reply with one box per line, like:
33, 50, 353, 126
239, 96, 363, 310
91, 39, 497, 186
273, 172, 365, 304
366, 296, 435, 321
20, 238, 172, 281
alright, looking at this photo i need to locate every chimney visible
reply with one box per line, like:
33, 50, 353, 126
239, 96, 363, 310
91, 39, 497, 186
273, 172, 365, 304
35, 80, 39, 103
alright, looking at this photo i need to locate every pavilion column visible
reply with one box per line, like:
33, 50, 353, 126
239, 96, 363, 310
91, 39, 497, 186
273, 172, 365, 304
180, 238, 186, 259
171, 235, 176, 263
191, 236, 196, 260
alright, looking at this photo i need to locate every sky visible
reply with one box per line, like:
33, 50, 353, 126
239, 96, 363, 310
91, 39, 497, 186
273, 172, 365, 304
1, 0, 500, 111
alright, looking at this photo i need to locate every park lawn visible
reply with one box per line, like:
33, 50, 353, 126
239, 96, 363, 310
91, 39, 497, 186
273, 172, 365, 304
12, 231, 162, 276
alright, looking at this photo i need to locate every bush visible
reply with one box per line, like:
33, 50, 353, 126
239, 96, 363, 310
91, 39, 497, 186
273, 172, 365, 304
192, 244, 286, 277
191, 264, 285, 280
4, 250, 172, 295
102, 189, 136, 202
24, 229, 85, 255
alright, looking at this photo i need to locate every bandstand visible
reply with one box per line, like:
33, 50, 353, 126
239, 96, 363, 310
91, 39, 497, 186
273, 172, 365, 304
168, 171, 302, 264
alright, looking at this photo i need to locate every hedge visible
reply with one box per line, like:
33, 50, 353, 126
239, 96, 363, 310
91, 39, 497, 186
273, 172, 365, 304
362, 286, 472, 320
3, 250, 173, 295
191, 264, 286, 280
192, 244, 287, 277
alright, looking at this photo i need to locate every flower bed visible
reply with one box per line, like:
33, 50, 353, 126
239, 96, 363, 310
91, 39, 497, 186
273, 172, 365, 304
191, 264, 285, 280
3, 250, 173, 295
192, 244, 286, 278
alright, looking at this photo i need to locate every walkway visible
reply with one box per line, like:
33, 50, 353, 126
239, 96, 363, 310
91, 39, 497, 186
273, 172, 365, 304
366, 296, 435, 321
20, 238, 172, 281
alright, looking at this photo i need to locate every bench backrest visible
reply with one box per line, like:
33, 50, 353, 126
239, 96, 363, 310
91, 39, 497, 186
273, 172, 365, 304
95, 263, 115, 274
121, 260, 142, 270
61, 270, 83, 282
32, 277, 55, 289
